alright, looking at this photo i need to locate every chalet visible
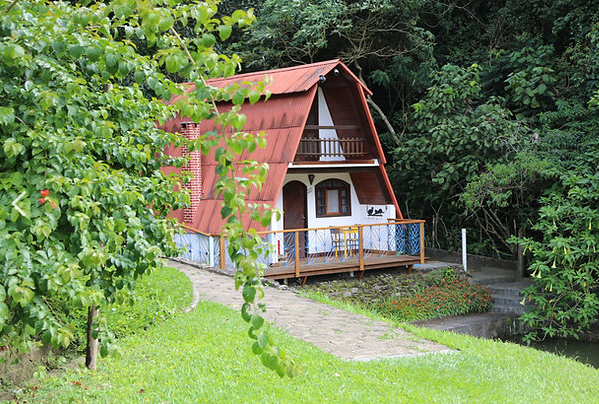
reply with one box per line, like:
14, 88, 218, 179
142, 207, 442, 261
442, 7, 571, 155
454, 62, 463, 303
161, 60, 426, 283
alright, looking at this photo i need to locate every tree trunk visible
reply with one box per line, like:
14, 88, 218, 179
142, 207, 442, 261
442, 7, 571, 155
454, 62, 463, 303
352, 60, 400, 145
366, 96, 400, 144
86, 304, 98, 370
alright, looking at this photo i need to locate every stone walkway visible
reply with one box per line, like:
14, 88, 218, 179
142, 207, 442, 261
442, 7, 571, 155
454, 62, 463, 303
168, 259, 454, 361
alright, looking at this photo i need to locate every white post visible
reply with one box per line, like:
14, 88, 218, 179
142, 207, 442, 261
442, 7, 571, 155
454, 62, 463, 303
461, 228, 467, 272
269, 233, 277, 265
208, 236, 215, 267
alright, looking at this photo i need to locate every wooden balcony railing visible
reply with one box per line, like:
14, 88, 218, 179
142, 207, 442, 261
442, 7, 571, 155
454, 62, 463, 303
175, 220, 426, 280
295, 137, 369, 159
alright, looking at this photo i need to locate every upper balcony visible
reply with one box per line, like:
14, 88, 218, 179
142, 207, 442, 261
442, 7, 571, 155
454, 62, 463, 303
294, 125, 373, 162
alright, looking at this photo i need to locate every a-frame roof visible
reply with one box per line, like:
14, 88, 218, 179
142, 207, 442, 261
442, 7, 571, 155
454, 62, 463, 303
204, 59, 372, 96
161, 60, 398, 233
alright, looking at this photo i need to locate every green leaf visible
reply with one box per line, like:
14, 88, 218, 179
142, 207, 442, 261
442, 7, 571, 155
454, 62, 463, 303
248, 90, 260, 105
242, 284, 256, 302
3, 44, 25, 61
232, 91, 244, 106
241, 302, 251, 322
134, 70, 145, 83
0, 107, 15, 126
105, 53, 119, 67
87, 46, 101, 61
201, 33, 216, 48
165, 56, 178, 73
276, 363, 286, 377
68, 45, 84, 58
42, 330, 52, 345
251, 314, 264, 330
257, 330, 268, 349
218, 25, 232, 41
51, 41, 66, 55
251, 341, 263, 355
0, 302, 8, 325
267, 353, 279, 370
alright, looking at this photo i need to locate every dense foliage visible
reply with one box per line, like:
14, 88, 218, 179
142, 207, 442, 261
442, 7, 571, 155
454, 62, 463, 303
1, 0, 296, 376
228, 0, 599, 339
301, 268, 491, 322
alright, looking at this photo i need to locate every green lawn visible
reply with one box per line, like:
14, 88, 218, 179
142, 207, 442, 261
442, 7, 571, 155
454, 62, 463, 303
11, 273, 599, 404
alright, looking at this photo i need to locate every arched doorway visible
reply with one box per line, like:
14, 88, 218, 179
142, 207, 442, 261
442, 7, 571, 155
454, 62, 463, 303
283, 181, 307, 257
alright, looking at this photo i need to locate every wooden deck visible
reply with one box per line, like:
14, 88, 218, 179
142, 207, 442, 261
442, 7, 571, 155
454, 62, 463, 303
263, 254, 424, 283
177, 220, 427, 284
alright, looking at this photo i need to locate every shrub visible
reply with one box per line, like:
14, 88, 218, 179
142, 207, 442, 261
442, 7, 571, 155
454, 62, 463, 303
48, 266, 193, 352
379, 278, 492, 322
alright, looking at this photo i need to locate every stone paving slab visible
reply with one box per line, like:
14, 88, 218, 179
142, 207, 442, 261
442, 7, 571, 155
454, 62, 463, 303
168, 259, 454, 361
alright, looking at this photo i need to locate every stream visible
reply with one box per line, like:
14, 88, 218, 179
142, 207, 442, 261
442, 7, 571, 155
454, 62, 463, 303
505, 337, 599, 368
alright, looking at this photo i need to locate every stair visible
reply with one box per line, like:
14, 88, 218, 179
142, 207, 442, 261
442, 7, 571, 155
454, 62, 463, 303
487, 280, 534, 315
470, 267, 519, 286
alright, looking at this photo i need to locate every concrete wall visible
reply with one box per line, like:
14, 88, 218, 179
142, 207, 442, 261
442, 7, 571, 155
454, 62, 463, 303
427, 247, 518, 272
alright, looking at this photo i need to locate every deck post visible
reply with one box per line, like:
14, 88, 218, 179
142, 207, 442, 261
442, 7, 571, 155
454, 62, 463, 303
294, 230, 300, 277
419, 222, 425, 264
358, 225, 364, 271
208, 236, 215, 267
219, 235, 226, 270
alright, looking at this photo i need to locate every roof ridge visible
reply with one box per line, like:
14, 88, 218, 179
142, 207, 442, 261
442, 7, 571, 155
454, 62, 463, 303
206, 59, 341, 83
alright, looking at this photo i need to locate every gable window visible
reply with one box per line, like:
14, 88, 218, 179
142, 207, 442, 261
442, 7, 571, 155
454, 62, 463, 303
315, 179, 351, 217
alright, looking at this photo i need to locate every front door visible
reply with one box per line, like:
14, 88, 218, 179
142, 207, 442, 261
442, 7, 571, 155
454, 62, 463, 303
283, 181, 307, 257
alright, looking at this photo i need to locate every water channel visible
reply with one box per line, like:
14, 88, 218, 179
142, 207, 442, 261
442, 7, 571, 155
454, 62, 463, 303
505, 337, 599, 368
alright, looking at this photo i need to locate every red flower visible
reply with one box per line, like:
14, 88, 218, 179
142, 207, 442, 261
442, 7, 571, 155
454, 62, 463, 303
50, 201, 56, 209
40, 189, 49, 197
38, 197, 45, 204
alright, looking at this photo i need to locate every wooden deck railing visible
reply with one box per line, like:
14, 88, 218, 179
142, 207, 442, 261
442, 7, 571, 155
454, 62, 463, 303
295, 137, 369, 159
175, 220, 426, 278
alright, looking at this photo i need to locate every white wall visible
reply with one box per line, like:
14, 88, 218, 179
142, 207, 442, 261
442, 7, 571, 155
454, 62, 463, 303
271, 172, 395, 231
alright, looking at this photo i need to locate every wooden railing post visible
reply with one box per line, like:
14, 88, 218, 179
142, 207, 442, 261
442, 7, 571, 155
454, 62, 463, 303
419, 222, 425, 264
219, 235, 226, 270
294, 230, 300, 277
208, 236, 215, 267
358, 225, 364, 271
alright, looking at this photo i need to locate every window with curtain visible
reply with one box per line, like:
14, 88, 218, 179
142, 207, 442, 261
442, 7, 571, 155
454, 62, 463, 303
315, 179, 351, 217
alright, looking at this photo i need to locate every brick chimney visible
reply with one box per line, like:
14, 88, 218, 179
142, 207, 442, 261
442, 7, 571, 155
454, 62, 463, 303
180, 122, 202, 225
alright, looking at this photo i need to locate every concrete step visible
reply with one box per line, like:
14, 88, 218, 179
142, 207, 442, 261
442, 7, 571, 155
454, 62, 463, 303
470, 269, 519, 286
489, 280, 533, 297
492, 296, 523, 306
491, 304, 528, 315
412, 312, 527, 339
487, 280, 535, 314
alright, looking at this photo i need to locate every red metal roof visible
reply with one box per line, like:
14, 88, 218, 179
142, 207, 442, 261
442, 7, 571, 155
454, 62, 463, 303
160, 60, 400, 233
166, 59, 372, 107
161, 85, 316, 233
205, 59, 372, 96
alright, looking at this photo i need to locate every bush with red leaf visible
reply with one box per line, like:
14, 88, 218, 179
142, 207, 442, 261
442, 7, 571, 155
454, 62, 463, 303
379, 278, 492, 322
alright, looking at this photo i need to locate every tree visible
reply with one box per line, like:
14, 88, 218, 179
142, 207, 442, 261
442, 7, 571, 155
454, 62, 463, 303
391, 64, 530, 253
234, 0, 434, 141
0, 0, 295, 376
515, 167, 599, 342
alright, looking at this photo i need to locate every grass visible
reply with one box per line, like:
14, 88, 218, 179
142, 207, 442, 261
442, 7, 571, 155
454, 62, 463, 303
46, 265, 194, 354
298, 289, 394, 323
11, 284, 599, 403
